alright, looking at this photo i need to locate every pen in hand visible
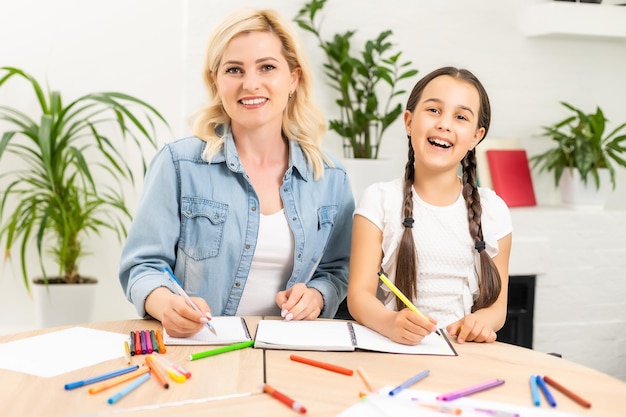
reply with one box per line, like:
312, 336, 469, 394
162, 268, 217, 335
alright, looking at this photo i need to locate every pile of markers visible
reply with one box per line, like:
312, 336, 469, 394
530, 374, 591, 409
129, 329, 166, 355
64, 353, 191, 405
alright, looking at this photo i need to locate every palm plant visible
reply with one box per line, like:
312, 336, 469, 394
530, 101, 626, 189
0, 66, 169, 292
294, 0, 418, 159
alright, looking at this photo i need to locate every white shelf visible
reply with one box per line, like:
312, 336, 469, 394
521, 2, 626, 40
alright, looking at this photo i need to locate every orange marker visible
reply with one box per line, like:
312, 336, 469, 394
264, 383, 307, 414
356, 367, 376, 392
145, 355, 169, 389
88, 366, 149, 394
155, 329, 167, 353
543, 376, 591, 409
290, 354, 353, 376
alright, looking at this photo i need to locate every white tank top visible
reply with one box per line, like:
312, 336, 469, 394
235, 209, 294, 316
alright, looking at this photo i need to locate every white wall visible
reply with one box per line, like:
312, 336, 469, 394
1, 0, 625, 379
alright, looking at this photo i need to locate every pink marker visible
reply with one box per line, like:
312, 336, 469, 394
437, 379, 505, 401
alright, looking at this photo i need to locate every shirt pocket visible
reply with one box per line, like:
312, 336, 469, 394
180, 197, 228, 260
313, 205, 338, 258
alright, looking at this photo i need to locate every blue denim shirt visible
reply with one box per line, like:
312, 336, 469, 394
119, 130, 354, 319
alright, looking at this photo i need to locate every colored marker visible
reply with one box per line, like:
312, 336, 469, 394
389, 369, 429, 396
139, 330, 147, 354
124, 340, 132, 364
543, 375, 591, 408
529, 374, 541, 406
356, 367, 376, 392
145, 355, 169, 389
144, 330, 153, 354
149, 330, 159, 353
163, 268, 217, 335
88, 366, 150, 394
129, 332, 136, 356
153, 352, 192, 379
133, 331, 142, 355
107, 372, 151, 404
536, 375, 557, 407
420, 403, 462, 415
188, 339, 254, 361
64, 365, 139, 390
263, 383, 307, 414
378, 272, 441, 336
155, 329, 166, 353
475, 408, 520, 417
437, 378, 505, 401
289, 354, 353, 376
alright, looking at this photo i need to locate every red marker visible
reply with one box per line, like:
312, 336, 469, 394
133, 331, 142, 355
263, 383, 306, 414
290, 354, 354, 376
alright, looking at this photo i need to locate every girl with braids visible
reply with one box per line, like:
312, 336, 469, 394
347, 67, 512, 345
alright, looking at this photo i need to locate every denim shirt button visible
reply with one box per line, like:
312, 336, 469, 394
251, 207, 256, 212
186, 210, 192, 215
245, 244, 251, 250
234, 281, 241, 287
297, 253, 302, 259
292, 217, 297, 221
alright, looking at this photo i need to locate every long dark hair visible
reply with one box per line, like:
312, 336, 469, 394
394, 66, 501, 312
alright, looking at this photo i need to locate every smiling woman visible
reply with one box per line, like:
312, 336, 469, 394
118, 7, 354, 339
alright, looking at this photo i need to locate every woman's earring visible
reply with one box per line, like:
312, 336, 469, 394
288, 91, 294, 100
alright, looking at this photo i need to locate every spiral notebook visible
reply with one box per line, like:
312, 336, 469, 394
253, 320, 457, 356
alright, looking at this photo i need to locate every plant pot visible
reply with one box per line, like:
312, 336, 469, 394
559, 168, 612, 208
32, 277, 98, 328
341, 158, 404, 202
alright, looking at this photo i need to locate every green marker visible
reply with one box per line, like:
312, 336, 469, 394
188, 339, 254, 361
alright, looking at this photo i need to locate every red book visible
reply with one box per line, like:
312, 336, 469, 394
486, 149, 536, 207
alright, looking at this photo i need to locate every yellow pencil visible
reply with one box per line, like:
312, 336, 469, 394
377, 272, 441, 336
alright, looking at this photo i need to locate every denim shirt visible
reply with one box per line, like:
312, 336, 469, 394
119, 130, 354, 319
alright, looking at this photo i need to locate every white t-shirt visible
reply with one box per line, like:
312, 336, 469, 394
236, 209, 294, 316
354, 177, 513, 327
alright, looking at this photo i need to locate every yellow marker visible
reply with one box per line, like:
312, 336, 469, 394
377, 272, 441, 336
124, 340, 132, 364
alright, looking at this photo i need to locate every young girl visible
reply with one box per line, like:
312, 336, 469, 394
347, 67, 512, 344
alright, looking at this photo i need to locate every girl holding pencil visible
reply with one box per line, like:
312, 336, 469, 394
347, 67, 513, 345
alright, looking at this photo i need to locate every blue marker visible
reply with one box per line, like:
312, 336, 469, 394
64, 365, 139, 390
529, 374, 541, 406
107, 372, 151, 404
389, 369, 430, 396
536, 375, 557, 407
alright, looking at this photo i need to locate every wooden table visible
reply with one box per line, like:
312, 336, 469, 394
0, 318, 623, 417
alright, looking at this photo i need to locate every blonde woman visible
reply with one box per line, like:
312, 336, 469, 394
120, 8, 354, 338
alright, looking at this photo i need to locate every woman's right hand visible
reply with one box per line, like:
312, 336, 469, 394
382, 308, 438, 345
145, 287, 212, 338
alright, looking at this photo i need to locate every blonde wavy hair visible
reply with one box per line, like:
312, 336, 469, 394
192, 8, 330, 179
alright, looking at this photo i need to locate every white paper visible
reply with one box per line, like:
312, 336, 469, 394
337, 386, 589, 417
162, 316, 251, 345
0, 327, 128, 377
254, 320, 355, 350
351, 323, 456, 355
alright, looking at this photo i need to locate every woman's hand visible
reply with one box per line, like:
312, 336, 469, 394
145, 287, 213, 338
276, 283, 324, 320
447, 314, 497, 343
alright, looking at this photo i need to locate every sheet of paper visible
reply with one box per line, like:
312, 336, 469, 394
351, 323, 457, 356
338, 386, 589, 417
163, 316, 251, 345
0, 327, 128, 377
253, 320, 355, 351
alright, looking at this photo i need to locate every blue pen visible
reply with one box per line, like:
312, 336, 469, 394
162, 268, 217, 335
529, 374, 541, 406
64, 365, 139, 390
536, 375, 557, 407
107, 372, 151, 404
389, 369, 430, 396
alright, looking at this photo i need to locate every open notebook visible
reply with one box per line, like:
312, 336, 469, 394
162, 316, 251, 345
253, 320, 457, 356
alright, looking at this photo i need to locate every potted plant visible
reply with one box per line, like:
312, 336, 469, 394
0, 66, 170, 326
530, 101, 626, 206
294, 0, 418, 160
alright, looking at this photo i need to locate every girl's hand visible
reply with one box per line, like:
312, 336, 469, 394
276, 283, 324, 321
382, 308, 438, 345
447, 314, 497, 343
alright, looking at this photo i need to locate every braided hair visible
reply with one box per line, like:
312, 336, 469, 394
394, 67, 501, 311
